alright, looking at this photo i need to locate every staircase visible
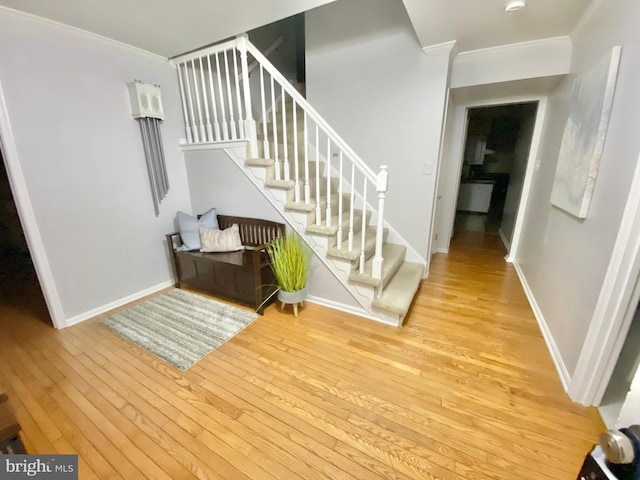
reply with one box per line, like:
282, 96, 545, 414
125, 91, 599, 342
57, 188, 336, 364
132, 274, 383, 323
172, 34, 425, 326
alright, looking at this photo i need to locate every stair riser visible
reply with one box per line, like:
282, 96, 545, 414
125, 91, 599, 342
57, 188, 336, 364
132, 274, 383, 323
267, 161, 324, 181
259, 131, 306, 148
258, 142, 309, 163
348, 243, 406, 290
327, 227, 390, 266
285, 177, 340, 202
301, 194, 351, 224
306, 209, 371, 238
263, 119, 305, 135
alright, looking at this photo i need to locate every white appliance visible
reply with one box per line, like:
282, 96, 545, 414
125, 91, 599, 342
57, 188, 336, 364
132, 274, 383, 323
457, 182, 494, 213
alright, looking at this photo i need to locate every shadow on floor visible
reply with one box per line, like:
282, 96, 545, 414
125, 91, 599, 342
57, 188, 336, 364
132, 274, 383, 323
0, 251, 51, 325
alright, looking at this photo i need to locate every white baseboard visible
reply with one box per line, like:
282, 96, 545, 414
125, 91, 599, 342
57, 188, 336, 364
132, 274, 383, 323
63, 280, 174, 328
306, 295, 398, 327
498, 228, 511, 253
513, 261, 571, 391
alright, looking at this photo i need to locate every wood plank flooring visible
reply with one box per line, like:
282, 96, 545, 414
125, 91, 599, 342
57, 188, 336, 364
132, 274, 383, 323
0, 232, 604, 479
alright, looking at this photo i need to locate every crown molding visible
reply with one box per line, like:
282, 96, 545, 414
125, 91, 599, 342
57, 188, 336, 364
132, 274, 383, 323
455, 35, 571, 62
0, 6, 168, 63
422, 40, 457, 57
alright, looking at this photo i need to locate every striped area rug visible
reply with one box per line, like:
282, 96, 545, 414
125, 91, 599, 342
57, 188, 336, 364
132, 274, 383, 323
102, 289, 258, 371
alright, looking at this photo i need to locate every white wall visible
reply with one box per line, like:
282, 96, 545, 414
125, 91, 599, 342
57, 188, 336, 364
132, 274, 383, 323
183, 148, 361, 310
0, 9, 192, 325
450, 36, 572, 89
305, 0, 450, 260
515, 0, 640, 377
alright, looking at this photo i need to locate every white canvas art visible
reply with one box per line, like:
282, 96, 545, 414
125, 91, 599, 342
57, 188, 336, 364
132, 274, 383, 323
550, 46, 622, 218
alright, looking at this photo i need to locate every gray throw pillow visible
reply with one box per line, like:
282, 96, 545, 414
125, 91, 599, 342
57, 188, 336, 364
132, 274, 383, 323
176, 208, 219, 251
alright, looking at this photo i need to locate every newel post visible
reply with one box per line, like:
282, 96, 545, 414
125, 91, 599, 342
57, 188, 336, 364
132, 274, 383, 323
236, 34, 258, 157
372, 165, 388, 285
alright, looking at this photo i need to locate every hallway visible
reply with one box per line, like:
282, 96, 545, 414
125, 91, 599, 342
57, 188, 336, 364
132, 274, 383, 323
0, 231, 604, 480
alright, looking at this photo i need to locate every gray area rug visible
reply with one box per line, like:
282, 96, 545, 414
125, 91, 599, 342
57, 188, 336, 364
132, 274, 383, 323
102, 289, 258, 371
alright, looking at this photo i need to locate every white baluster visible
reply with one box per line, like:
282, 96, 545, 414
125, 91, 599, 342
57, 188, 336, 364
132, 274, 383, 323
348, 164, 355, 251
304, 112, 310, 204
183, 62, 199, 143
315, 125, 321, 226
325, 137, 332, 227
237, 35, 256, 156
359, 179, 368, 274
336, 152, 344, 249
372, 165, 388, 282
177, 63, 193, 143
215, 53, 228, 140
282, 89, 289, 181
206, 55, 221, 140
270, 76, 280, 180
232, 47, 245, 139
223, 50, 237, 139
191, 59, 206, 141
198, 57, 213, 142
259, 66, 270, 159
293, 100, 300, 202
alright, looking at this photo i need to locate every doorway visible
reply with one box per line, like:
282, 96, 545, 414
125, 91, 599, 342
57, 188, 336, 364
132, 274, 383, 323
453, 102, 538, 248
0, 144, 51, 325
599, 301, 640, 426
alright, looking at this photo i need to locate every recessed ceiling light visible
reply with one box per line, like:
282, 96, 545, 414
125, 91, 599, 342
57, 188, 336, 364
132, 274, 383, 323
505, 0, 526, 14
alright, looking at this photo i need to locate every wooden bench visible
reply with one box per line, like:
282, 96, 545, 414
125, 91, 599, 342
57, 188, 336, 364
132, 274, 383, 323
0, 390, 26, 454
167, 215, 285, 314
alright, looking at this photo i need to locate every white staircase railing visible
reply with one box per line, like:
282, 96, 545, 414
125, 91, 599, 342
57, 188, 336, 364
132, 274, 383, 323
172, 34, 388, 283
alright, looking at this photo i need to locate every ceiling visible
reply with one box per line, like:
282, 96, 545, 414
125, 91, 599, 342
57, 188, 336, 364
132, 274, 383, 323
0, 0, 593, 58
402, 0, 593, 53
0, 0, 337, 58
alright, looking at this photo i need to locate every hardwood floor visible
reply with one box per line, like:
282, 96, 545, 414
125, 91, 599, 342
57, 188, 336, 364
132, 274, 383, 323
0, 231, 604, 479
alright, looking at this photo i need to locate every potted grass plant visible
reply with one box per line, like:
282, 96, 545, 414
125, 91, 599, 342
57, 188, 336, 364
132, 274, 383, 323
266, 231, 310, 313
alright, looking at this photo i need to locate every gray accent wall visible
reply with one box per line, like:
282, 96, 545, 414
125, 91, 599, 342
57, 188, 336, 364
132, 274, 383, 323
305, 0, 450, 261
516, 0, 640, 376
0, 10, 192, 325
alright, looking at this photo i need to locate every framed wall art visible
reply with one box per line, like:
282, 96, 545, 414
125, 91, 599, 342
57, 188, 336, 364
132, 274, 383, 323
550, 46, 622, 219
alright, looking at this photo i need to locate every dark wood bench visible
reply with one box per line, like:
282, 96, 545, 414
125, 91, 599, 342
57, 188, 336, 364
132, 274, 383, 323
0, 390, 26, 454
167, 215, 285, 314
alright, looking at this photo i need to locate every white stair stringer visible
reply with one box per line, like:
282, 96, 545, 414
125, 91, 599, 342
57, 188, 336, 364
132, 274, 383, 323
220, 143, 405, 326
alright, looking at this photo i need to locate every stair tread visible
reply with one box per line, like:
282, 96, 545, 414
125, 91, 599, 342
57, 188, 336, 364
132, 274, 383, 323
305, 209, 368, 237
248, 157, 323, 178
246, 157, 273, 167
372, 262, 424, 321
285, 192, 350, 214
265, 178, 295, 189
327, 226, 389, 262
349, 243, 406, 288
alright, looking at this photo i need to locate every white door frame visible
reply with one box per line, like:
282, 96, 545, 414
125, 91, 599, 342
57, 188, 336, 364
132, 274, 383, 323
434, 93, 547, 259
427, 91, 452, 265
569, 151, 640, 406
0, 80, 65, 328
